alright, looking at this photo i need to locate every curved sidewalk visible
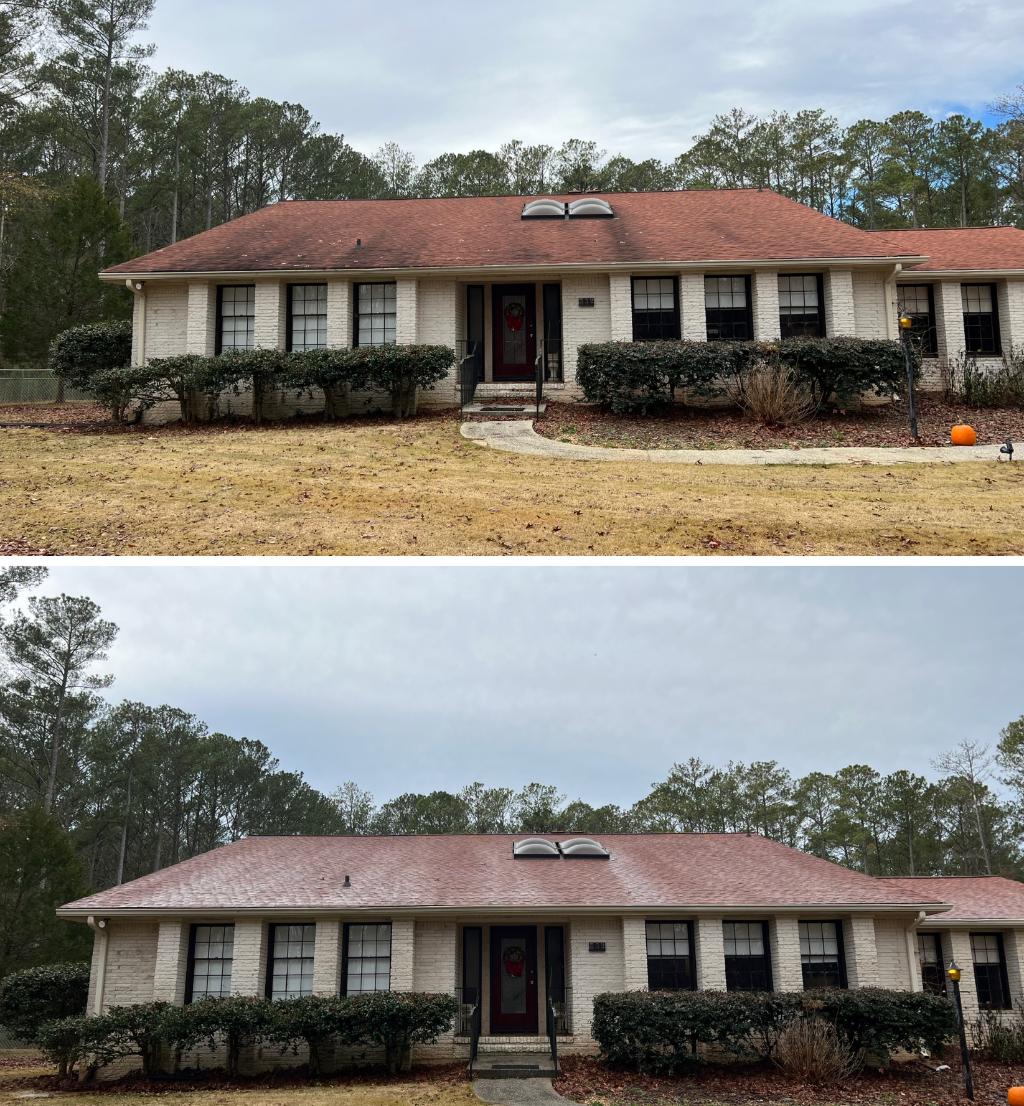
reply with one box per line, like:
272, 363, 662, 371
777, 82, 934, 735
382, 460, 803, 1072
462, 419, 1004, 466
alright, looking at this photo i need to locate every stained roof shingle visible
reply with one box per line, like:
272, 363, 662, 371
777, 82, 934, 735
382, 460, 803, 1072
59, 834, 951, 916
878, 227, 1024, 272
882, 876, 1024, 922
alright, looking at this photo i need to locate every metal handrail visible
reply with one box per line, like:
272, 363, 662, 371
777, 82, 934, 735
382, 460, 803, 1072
457, 340, 482, 410
468, 998, 482, 1075
546, 995, 558, 1074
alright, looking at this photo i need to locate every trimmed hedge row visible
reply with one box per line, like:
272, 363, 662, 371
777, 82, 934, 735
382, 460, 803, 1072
0, 963, 90, 1042
48, 325, 457, 425
37, 992, 458, 1081
591, 988, 955, 1074
576, 338, 916, 413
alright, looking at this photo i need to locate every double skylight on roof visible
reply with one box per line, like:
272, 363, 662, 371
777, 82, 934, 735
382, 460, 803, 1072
513, 837, 610, 859
521, 198, 615, 220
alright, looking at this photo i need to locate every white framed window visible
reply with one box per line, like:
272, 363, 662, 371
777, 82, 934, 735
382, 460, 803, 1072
354, 283, 397, 347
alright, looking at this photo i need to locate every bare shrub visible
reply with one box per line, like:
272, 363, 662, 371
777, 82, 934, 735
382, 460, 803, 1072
773, 1017, 861, 1083
730, 356, 818, 426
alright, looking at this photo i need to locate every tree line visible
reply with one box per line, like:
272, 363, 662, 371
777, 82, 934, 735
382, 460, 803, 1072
1, 566, 1023, 976
2, 0, 1024, 365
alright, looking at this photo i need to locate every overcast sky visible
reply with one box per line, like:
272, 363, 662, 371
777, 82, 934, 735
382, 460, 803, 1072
13, 564, 1019, 808
143, 0, 1023, 164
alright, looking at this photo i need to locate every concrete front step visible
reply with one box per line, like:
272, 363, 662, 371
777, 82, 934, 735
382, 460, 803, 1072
472, 1052, 558, 1079
477, 1036, 554, 1053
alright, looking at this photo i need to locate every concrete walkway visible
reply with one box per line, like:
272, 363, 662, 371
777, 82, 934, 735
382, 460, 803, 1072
473, 1077, 572, 1105
461, 419, 1005, 466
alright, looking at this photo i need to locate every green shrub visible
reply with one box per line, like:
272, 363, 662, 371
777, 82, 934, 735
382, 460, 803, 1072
0, 962, 89, 1042
577, 337, 911, 414
284, 349, 367, 421
345, 991, 458, 1075
186, 995, 273, 1078
146, 354, 221, 424
36, 1014, 121, 1082
219, 348, 290, 424
349, 344, 456, 419
267, 995, 356, 1075
592, 988, 954, 1073
806, 987, 954, 1061
99, 1002, 175, 1078
946, 349, 1024, 408
86, 365, 165, 424
48, 322, 133, 391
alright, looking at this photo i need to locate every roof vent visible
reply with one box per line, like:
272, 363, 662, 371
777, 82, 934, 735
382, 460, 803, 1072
522, 200, 566, 220
559, 837, 610, 858
567, 198, 614, 219
513, 837, 560, 858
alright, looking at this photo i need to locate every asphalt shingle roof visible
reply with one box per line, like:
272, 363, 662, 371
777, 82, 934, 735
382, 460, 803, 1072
878, 227, 1024, 272
882, 876, 1024, 923
59, 834, 953, 916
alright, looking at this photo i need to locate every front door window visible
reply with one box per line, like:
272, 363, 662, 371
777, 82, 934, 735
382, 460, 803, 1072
492, 285, 536, 380
490, 925, 538, 1033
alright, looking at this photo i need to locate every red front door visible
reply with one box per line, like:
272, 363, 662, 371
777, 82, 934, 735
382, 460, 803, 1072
490, 926, 538, 1034
492, 285, 537, 381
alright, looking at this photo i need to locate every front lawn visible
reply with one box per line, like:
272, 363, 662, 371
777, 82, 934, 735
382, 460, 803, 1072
1, 412, 1023, 555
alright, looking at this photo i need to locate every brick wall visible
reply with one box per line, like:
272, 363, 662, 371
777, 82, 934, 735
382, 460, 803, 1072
561, 274, 612, 397
824, 270, 857, 336
679, 273, 708, 341
415, 278, 459, 409
608, 273, 633, 341
101, 922, 159, 1008
769, 917, 804, 991
873, 918, 913, 990
695, 917, 727, 990
568, 917, 624, 1049
621, 917, 647, 991
851, 271, 889, 339
751, 272, 781, 341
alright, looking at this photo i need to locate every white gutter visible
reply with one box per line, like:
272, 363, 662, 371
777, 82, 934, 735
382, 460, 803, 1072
896, 268, 1024, 280
86, 916, 108, 1014
98, 255, 931, 285
125, 280, 146, 365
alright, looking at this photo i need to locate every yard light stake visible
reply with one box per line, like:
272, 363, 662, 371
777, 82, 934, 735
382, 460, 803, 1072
898, 314, 919, 441
947, 960, 974, 1101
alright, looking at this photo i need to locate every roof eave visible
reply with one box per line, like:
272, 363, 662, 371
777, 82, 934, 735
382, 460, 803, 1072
899, 267, 1024, 279
57, 900, 952, 921
98, 256, 928, 284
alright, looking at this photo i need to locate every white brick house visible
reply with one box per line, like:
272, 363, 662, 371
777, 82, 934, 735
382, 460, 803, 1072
100, 192, 1024, 420
59, 834, 1024, 1073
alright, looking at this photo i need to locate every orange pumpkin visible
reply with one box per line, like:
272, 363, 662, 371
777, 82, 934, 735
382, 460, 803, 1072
1007, 1087, 1024, 1106
951, 423, 978, 447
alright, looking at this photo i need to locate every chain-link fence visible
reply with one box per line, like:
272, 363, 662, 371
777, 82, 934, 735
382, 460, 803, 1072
0, 370, 92, 404
0, 1025, 29, 1048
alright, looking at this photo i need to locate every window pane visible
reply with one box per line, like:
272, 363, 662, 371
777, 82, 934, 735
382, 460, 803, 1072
345, 923, 392, 996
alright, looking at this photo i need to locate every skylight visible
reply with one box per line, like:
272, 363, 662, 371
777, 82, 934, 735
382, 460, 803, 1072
521, 200, 566, 219
567, 198, 614, 218
560, 837, 610, 858
513, 837, 560, 857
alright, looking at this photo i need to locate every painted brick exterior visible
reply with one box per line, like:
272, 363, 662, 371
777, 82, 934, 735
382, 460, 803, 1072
152, 920, 190, 1004
695, 917, 728, 990
232, 920, 267, 996
326, 279, 353, 349
679, 273, 708, 341
751, 272, 781, 341
873, 918, 913, 990
416, 279, 459, 408
396, 279, 418, 345
569, 917, 624, 1050
312, 920, 342, 996
843, 915, 880, 988
254, 282, 286, 350
101, 922, 159, 1009
561, 274, 612, 396
390, 918, 415, 990
824, 270, 857, 336
621, 916, 648, 991
769, 917, 804, 991
997, 279, 1024, 352
851, 271, 890, 339
186, 282, 216, 355
608, 273, 633, 341
936, 280, 967, 366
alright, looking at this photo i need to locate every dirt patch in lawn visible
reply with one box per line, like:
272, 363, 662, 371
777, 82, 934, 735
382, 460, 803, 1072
536, 397, 1024, 451
0, 403, 111, 429
2, 417, 1023, 556
554, 1054, 1023, 1106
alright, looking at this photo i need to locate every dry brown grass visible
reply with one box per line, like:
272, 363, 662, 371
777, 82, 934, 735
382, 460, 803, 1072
1, 418, 1023, 556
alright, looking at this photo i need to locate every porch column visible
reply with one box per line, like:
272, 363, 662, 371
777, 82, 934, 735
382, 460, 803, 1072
390, 919, 415, 990
254, 281, 287, 350
327, 280, 353, 349
152, 920, 191, 1005
231, 919, 268, 996
997, 279, 1024, 351
695, 917, 727, 990
680, 272, 707, 341
769, 917, 804, 992
823, 270, 856, 336
843, 917, 879, 988
935, 281, 966, 365
313, 920, 342, 996
186, 281, 217, 355
396, 279, 418, 344
609, 273, 633, 341
751, 271, 781, 341
622, 917, 648, 991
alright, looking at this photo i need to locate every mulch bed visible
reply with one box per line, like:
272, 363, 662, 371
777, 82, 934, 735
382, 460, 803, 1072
535, 398, 1024, 451
0, 1061, 470, 1094
0, 402, 113, 429
553, 1055, 1023, 1105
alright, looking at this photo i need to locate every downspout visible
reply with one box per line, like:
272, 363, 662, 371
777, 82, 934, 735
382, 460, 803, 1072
125, 280, 146, 366
86, 916, 109, 1014
886, 263, 903, 339
906, 910, 926, 992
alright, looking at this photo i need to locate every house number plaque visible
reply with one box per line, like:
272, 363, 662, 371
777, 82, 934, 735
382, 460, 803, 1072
578, 297, 596, 308
589, 941, 607, 953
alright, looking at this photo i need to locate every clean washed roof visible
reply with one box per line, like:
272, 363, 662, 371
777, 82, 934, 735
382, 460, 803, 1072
58, 833, 951, 916
103, 190, 929, 277
882, 876, 1024, 923
880, 227, 1024, 273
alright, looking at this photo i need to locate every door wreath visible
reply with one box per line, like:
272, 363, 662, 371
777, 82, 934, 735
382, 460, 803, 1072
504, 302, 525, 333
502, 945, 525, 978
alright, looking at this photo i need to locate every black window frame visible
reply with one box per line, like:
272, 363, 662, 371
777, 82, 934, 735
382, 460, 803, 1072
184, 922, 235, 1003
962, 283, 1001, 356
723, 920, 773, 993
353, 281, 397, 348
631, 276, 681, 342
645, 920, 696, 992
215, 285, 256, 356
265, 922, 316, 1001
971, 932, 1012, 1011
778, 273, 826, 340
341, 922, 393, 997
286, 284, 328, 353
799, 920, 848, 991
917, 932, 946, 998
705, 275, 753, 342
897, 283, 938, 357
